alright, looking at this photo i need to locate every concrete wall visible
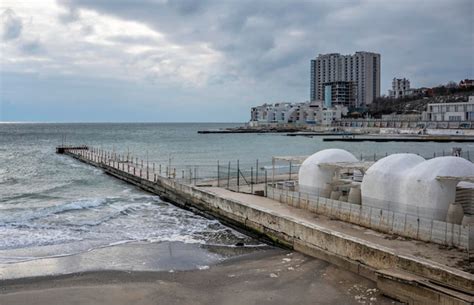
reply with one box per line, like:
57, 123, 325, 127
268, 187, 472, 251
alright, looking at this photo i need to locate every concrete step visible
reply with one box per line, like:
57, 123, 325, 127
376, 268, 474, 305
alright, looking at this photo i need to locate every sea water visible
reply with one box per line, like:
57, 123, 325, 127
0, 123, 472, 268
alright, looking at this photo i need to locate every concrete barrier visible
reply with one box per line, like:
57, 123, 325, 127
269, 187, 472, 251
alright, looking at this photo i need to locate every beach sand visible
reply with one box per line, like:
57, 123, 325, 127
0, 248, 398, 305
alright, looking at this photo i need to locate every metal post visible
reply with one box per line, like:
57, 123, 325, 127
272, 157, 275, 198
159, 164, 162, 175
256, 159, 259, 184
289, 161, 292, 181
251, 167, 253, 194
227, 161, 231, 188
237, 160, 240, 192
194, 167, 197, 185
265, 169, 268, 196
217, 161, 220, 187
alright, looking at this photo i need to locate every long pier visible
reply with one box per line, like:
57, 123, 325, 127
323, 135, 474, 142
57, 146, 473, 304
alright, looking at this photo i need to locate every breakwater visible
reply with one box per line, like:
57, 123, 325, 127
57, 146, 473, 304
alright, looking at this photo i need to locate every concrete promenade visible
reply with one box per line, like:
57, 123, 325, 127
58, 146, 473, 304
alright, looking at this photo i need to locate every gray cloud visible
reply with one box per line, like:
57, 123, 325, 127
1, 8, 23, 41
56, 0, 472, 94
20, 39, 44, 54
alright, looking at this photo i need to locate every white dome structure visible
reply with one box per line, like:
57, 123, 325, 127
298, 149, 358, 194
361, 154, 425, 211
400, 157, 474, 220
362, 155, 474, 221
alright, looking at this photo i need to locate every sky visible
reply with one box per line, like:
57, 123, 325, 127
0, 0, 473, 122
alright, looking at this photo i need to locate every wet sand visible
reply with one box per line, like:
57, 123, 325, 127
0, 249, 399, 305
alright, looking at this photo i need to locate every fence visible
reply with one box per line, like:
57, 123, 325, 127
268, 186, 473, 252
216, 160, 300, 194
355, 149, 474, 162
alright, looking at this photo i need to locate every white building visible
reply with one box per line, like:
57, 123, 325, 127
422, 99, 474, 122
388, 78, 411, 99
310, 52, 381, 107
250, 101, 348, 126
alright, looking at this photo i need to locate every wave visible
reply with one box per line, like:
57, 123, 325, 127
0, 198, 109, 225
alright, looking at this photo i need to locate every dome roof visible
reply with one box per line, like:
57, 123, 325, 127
298, 149, 358, 194
362, 155, 474, 221
362, 154, 424, 211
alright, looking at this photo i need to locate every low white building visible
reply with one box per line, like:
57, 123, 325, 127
250, 101, 347, 126
422, 99, 474, 122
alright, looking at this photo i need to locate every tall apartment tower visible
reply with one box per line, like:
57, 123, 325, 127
310, 52, 381, 107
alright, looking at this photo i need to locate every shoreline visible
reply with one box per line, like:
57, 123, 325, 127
0, 248, 398, 305
0, 241, 271, 281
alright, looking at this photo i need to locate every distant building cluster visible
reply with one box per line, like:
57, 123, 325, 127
249, 101, 347, 127
248, 49, 473, 127
310, 51, 381, 108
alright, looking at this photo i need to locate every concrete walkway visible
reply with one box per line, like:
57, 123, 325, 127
204, 187, 471, 275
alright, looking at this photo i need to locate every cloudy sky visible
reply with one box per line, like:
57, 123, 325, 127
1, 0, 472, 122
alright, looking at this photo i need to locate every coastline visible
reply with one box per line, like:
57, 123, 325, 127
0, 248, 398, 305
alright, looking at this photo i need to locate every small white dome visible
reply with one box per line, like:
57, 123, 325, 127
298, 149, 358, 194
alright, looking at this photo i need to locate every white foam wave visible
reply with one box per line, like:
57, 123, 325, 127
0, 198, 108, 225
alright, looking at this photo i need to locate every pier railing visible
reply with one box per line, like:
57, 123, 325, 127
267, 186, 473, 253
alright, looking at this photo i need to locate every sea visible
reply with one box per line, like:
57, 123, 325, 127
1, 123, 472, 276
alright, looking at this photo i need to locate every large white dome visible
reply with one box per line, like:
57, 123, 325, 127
361, 153, 425, 211
298, 149, 358, 194
362, 155, 474, 221
401, 157, 474, 220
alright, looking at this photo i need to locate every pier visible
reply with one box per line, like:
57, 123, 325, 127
56, 146, 473, 304
323, 135, 474, 142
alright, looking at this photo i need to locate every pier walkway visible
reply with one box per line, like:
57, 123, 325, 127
57, 146, 473, 304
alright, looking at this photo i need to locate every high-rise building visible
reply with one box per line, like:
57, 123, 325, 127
310, 52, 381, 107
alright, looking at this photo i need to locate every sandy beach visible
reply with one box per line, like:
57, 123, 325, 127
0, 248, 398, 305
